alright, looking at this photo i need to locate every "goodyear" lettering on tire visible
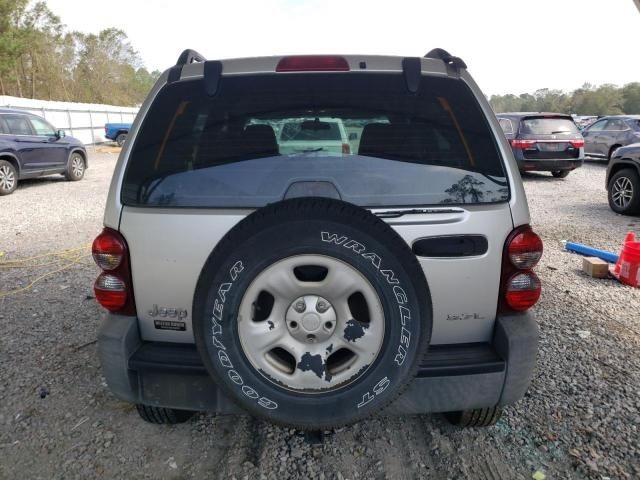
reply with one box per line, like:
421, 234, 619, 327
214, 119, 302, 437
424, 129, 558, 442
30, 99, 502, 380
210, 260, 278, 410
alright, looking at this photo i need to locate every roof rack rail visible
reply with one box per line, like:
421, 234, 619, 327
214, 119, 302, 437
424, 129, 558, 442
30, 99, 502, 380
176, 49, 207, 66
424, 48, 467, 70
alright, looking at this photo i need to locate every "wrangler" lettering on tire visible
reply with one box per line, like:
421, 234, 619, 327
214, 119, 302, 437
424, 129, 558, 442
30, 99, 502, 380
322, 231, 414, 407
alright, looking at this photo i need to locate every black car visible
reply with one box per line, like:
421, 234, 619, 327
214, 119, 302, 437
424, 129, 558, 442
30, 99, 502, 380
497, 112, 584, 178
582, 115, 640, 163
0, 108, 87, 195
607, 143, 640, 215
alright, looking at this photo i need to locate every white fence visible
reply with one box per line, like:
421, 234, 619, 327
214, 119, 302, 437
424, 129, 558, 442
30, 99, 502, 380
0, 95, 139, 145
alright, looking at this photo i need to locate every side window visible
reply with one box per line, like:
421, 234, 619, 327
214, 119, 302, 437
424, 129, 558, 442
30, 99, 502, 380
587, 119, 607, 132
4, 115, 33, 135
0, 117, 8, 134
498, 118, 514, 134
29, 117, 56, 136
605, 119, 626, 131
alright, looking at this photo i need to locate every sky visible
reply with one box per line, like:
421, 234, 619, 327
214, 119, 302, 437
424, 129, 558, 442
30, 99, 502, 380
45, 0, 640, 96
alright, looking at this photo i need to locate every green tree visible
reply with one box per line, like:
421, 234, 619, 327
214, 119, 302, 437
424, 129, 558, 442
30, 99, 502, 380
490, 82, 638, 116
622, 83, 640, 114
0, 1, 158, 105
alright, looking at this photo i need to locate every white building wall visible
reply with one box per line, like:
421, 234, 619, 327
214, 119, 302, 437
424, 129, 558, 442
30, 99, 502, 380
0, 95, 139, 145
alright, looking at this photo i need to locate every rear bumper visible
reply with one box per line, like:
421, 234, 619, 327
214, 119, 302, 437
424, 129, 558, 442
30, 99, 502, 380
519, 158, 584, 172
98, 313, 538, 415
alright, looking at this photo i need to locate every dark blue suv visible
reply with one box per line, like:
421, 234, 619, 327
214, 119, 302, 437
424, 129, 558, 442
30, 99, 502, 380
0, 108, 87, 195
497, 112, 584, 178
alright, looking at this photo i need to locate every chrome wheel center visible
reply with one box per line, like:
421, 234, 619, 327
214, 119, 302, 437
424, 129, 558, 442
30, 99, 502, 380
286, 295, 337, 343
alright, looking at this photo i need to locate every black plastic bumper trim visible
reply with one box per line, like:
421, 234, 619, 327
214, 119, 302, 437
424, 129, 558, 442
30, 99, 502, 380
129, 342, 206, 374
418, 343, 505, 377
129, 341, 504, 378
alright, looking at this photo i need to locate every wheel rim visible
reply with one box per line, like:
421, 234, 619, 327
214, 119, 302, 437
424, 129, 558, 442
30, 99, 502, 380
71, 155, 84, 177
237, 254, 385, 393
612, 176, 634, 208
0, 165, 15, 191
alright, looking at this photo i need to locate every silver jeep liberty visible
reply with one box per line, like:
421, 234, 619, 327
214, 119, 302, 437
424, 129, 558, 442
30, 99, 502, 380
93, 49, 542, 429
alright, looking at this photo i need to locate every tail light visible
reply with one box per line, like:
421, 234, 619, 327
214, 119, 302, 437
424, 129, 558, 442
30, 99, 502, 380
342, 143, 351, 154
499, 225, 543, 313
92, 231, 125, 270
104, 126, 108, 134
511, 139, 537, 149
505, 273, 541, 311
508, 229, 543, 269
92, 228, 136, 314
570, 139, 585, 148
276, 55, 350, 72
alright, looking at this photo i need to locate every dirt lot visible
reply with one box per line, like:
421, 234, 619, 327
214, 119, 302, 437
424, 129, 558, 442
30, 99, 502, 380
1, 153, 639, 480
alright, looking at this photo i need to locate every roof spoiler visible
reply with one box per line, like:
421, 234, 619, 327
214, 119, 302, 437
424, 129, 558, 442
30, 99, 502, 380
168, 49, 221, 96
176, 49, 206, 66
424, 48, 467, 70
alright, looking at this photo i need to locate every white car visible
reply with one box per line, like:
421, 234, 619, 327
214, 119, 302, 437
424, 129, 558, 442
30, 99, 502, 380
94, 50, 541, 430
278, 117, 351, 155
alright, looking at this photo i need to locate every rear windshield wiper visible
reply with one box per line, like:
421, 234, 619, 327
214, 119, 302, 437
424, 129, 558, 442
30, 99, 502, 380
374, 207, 464, 218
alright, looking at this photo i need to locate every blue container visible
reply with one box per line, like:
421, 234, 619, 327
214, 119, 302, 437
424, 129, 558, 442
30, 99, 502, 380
564, 241, 619, 263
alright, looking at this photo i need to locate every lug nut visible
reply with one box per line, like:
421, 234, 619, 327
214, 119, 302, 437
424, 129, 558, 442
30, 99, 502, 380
316, 300, 329, 313
294, 300, 306, 313
306, 334, 316, 343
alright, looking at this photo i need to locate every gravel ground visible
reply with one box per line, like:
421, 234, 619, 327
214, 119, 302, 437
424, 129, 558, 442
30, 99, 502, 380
0, 155, 638, 479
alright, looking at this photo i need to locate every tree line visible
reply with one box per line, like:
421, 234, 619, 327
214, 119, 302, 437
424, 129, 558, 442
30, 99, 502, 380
489, 83, 640, 116
0, 0, 159, 106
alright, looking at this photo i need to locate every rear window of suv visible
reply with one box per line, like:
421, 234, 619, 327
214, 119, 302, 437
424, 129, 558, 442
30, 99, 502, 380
520, 117, 579, 135
122, 73, 509, 208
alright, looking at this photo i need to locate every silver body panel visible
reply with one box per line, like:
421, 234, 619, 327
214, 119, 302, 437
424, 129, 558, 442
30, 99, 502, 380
105, 54, 530, 346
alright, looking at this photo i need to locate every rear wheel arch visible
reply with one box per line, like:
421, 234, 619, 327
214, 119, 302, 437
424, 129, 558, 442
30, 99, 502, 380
0, 153, 21, 175
608, 160, 640, 186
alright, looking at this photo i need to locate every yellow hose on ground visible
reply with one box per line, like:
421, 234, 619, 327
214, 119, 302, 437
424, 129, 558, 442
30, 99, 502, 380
0, 245, 92, 298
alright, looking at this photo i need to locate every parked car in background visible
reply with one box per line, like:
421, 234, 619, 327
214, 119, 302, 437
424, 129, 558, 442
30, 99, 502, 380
497, 113, 584, 178
104, 123, 132, 147
582, 115, 640, 162
606, 143, 640, 215
278, 117, 350, 155
0, 108, 87, 196
572, 115, 598, 130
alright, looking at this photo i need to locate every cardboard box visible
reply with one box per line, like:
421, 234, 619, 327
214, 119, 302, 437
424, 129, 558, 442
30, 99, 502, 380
583, 257, 609, 279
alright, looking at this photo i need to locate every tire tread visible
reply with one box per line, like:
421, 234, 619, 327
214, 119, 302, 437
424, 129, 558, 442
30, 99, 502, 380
445, 407, 502, 428
135, 404, 194, 424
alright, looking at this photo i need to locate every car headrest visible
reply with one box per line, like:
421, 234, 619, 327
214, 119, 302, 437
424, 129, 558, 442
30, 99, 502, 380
358, 124, 393, 157
243, 124, 278, 156
358, 122, 443, 162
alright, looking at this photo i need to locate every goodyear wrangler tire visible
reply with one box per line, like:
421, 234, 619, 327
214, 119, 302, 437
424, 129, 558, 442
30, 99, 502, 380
193, 198, 432, 429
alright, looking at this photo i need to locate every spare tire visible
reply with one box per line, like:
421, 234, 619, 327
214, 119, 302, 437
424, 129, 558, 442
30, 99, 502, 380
193, 198, 432, 429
